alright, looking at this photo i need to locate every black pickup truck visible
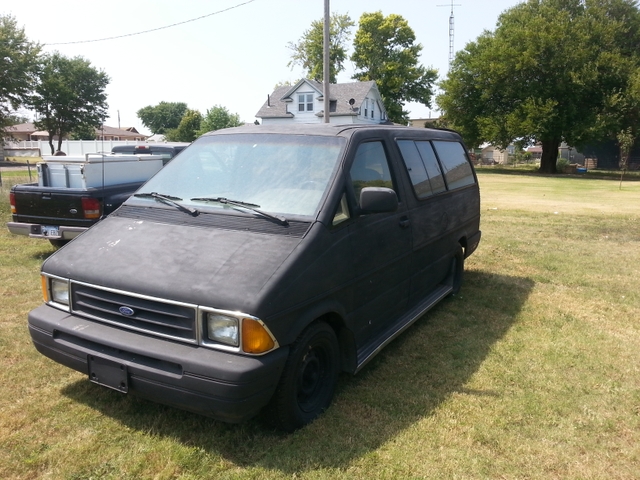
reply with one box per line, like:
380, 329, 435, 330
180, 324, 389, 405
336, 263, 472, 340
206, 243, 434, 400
7, 143, 188, 247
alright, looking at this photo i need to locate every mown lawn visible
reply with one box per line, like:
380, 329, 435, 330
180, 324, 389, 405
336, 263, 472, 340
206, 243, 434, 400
1, 170, 638, 479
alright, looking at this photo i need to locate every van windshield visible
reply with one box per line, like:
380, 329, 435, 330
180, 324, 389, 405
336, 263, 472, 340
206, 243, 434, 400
133, 133, 345, 218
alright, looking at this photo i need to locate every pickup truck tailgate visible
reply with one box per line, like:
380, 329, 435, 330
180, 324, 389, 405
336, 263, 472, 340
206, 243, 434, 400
12, 186, 98, 227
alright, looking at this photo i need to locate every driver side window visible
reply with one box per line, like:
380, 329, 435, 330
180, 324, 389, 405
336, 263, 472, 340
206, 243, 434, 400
349, 141, 395, 206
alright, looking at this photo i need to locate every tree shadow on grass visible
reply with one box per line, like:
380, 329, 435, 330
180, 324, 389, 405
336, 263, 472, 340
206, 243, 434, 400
61, 270, 534, 472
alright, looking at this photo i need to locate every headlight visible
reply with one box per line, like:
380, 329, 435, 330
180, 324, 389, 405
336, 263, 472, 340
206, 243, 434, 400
206, 313, 239, 347
50, 278, 70, 306
201, 309, 278, 354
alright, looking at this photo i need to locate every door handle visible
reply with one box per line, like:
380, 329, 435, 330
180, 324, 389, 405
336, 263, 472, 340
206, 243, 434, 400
399, 217, 410, 228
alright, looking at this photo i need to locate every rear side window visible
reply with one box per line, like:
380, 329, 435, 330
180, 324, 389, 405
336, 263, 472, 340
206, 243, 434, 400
397, 140, 446, 199
432, 141, 475, 190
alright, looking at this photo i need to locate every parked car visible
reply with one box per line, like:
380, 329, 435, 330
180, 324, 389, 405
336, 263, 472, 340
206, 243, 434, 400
29, 124, 481, 431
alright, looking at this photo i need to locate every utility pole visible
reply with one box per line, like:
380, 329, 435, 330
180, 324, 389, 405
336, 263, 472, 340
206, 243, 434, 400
438, 0, 462, 68
323, 0, 330, 123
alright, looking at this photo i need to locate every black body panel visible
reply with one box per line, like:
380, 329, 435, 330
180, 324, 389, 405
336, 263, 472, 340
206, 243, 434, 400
29, 304, 289, 423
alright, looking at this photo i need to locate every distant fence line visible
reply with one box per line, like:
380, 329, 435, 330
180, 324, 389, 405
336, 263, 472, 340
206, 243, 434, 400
4, 139, 157, 158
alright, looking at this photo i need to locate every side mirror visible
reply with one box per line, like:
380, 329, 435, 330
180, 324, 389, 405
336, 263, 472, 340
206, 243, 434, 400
359, 187, 398, 213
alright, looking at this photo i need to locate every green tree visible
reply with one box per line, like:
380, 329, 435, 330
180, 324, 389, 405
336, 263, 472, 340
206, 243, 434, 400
351, 11, 438, 124
617, 126, 634, 187
31, 52, 109, 154
137, 102, 188, 135
6, 114, 30, 125
164, 109, 202, 142
197, 105, 242, 135
0, 15, 41, 131
437, 0, 640, 173
287, 13, 355, 83
69, 123, 97, 140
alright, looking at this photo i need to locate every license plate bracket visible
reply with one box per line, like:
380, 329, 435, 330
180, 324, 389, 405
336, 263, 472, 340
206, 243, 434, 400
87, 355, 128, 393
41, 225, 60, 238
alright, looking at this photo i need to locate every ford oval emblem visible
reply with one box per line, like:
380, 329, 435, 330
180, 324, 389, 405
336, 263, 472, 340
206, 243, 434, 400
119, 306, 135, 316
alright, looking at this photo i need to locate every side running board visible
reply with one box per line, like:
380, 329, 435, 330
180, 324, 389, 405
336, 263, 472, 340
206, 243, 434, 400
355, 284, 452, 373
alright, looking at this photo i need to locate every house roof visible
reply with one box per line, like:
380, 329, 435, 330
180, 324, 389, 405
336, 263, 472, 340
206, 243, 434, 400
256, 79, 380, 119
5, 123, 37, 134
96, 125, 147, 138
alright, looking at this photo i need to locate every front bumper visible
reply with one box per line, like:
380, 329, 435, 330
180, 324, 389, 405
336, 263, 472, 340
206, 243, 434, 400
28, 304, 289, 423
7, 221, 87, 240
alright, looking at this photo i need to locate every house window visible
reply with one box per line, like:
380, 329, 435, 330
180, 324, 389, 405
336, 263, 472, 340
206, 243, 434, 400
298, 94, 314, 112
364, 98, 369, 118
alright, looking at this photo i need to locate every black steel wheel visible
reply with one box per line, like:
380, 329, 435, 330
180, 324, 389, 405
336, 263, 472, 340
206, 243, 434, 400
268, 322, 339, 432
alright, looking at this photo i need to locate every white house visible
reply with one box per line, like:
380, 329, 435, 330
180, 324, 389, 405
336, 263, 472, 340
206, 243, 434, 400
480, 144, 516, 164
256, 78, 388, 125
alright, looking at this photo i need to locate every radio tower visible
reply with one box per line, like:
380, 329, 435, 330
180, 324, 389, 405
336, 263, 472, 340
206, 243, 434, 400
438, 1, 461, 68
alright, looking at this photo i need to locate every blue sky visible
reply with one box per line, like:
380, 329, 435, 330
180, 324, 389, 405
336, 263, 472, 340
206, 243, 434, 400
5, 0, 522, 134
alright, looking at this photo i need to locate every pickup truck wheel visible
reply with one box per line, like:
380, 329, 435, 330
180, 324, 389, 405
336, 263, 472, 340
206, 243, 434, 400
49, 239, 68, 248
449, 244, 464, 295
268, 322, 339, 432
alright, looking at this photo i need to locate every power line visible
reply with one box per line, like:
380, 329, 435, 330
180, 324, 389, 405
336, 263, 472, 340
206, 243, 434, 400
46, 0, 257, 46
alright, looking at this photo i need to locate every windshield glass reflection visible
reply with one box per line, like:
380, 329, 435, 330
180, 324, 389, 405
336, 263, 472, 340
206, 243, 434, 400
133, 133, 344, 217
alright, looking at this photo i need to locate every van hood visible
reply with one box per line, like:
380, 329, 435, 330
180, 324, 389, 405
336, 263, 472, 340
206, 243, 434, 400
42, 213, 305, 315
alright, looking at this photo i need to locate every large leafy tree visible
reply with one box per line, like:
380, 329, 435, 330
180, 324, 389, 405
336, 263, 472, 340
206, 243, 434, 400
31, 53, 109, 154
69, 123, 98, 140
0, 15, 41, 132
351, 11, 438, 124
287, 13, 355, 84
437, 0, 640, 173
137, 102, 188, 135
164, 109, 202, 142
197, 105, 242, 135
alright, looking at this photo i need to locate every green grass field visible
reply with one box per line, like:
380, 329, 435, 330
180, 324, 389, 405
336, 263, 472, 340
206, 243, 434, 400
1, 170, 639, 479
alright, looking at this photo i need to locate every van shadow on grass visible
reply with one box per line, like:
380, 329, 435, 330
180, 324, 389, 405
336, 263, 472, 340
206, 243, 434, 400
30, 247, 56, 262
61, 270, 533, 473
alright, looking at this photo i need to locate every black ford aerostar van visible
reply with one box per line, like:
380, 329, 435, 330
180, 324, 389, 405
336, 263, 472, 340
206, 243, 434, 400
29, 124, 481, 431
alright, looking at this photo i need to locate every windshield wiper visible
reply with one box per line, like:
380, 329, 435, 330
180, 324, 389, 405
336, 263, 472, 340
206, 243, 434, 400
134, 192, 199, 216
190, 196, 288, 226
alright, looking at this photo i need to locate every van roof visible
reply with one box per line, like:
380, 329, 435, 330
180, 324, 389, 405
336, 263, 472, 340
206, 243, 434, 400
203, 123, 463, 142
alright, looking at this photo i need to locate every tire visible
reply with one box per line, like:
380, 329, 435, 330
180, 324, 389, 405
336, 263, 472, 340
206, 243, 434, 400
268, 322, 340, 432
449, 244, 464, 295
49, 239, 68, 248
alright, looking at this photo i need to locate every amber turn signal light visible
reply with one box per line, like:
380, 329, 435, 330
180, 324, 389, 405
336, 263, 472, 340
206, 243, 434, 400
242, 318, 275, 354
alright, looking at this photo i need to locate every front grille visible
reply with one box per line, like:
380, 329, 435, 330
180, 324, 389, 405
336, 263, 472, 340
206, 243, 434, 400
71, 282, 197, 342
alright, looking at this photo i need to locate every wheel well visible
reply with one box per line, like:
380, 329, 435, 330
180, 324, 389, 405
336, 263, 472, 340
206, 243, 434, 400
316, 313, 357, 374
458, 237, 467, 256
